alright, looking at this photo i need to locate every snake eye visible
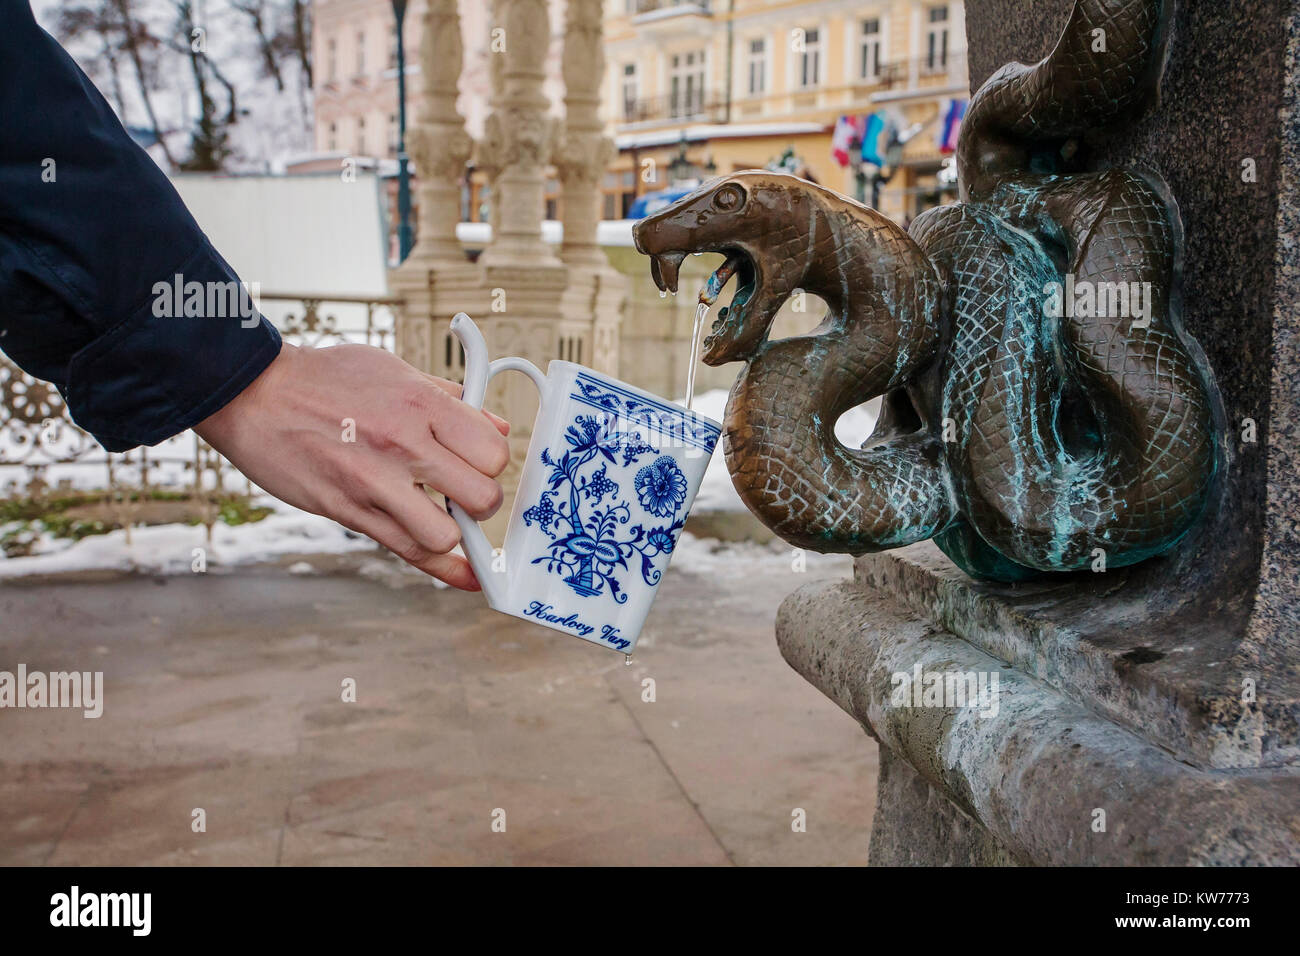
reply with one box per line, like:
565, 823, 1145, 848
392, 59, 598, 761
713, 184, 745, 212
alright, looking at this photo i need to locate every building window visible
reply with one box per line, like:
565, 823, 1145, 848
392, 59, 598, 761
859, 19, 882, 81
327, 121, 337, 151
388, 25, 398, 70
797, 27, 821, 89
669, 50, 705, 119
355, 30, 366, 76
622, 63, 638, 122
925, 6, 950, 73
603, 169, 637, 220
388, 113, 398, 156
747, 38, 766, 96
356, 116, 366, 156
327, 37, 337, 83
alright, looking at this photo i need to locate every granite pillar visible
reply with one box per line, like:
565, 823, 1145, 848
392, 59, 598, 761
776, 0, 1300, 865
555, 0, 625, 377
389, 0, 481, 382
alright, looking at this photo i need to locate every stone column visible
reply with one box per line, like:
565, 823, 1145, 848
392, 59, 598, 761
472, 0, 568, 541
408, 0, 473, 263
389, 0, 482, 382
555, 0, 626, 376
773, 0, 1300, 865
474, 0, 508, 240
477, 0, 562, 268
556, 0, 610, 270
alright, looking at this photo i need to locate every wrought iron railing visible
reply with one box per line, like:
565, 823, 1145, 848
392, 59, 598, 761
260, 291, 399, 351
872, 52, 969, 89
0, 294, 400, 540
621, 90, 729, 125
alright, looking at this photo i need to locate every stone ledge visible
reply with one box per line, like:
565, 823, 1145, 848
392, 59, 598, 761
868, 747, 1020, 866
854, 544, 1299, 770
776, 578, 1300, 865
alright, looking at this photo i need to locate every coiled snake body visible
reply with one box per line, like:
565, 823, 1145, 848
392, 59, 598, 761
632, 0, 1218, 580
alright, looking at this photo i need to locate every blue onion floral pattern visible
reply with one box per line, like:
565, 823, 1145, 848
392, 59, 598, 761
522, 413, 688, 603
635, 456, 688, 517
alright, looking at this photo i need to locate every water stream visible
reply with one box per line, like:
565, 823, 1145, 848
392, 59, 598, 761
685, 300, 708, 410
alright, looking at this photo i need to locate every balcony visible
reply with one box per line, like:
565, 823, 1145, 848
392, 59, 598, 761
620, 91, 729, 128
631, 1, 713, 37
864, 52, 969, 102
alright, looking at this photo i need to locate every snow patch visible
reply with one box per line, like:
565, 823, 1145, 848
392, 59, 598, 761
0, 498, 373, 579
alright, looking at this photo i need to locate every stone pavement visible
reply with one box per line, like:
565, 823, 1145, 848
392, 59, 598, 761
0, 541, 876, 865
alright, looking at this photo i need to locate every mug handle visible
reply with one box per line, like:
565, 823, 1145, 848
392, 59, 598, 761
448, 312, 548, 608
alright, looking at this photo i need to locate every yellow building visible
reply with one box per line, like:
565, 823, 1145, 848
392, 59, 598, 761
306, 0, 967, 237
600, 0, 968, 223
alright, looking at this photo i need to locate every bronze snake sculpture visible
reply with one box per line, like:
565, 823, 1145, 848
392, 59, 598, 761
632, 0, 1220, 581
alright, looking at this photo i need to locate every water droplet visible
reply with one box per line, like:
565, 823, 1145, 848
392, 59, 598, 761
659, 290, 667, 298
624, 654, 632, 666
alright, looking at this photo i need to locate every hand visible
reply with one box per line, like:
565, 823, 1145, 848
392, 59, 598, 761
196, 343, 511, 590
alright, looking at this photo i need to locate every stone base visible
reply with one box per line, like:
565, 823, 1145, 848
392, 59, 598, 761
775, 566, 1300, 866
856, 544, 1298, 771
869, 747, 1017, 867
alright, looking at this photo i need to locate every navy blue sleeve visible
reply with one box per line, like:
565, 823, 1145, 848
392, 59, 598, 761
0, 1, 281, 452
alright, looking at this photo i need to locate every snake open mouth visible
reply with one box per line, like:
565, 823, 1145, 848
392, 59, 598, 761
697, 249, 758, 360
644, 247, 760, 361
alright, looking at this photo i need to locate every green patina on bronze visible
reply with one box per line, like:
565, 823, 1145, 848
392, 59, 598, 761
632, 0, 1221, 581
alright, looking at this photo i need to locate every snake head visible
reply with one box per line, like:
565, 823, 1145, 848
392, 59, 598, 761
632, 171, 814, 365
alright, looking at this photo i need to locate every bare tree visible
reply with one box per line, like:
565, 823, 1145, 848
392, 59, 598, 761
230, 0, 285, 91
286, 0, 311, 89
167, 0, 236, 170
107, 0, 177, 167
53, 3, 129, 116
48, 0, 313, 170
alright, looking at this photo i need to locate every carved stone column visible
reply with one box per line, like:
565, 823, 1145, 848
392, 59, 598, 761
408, 0, 473, 263
556, 0, 610, 270
555, 0, 626, 377
389, 0, 482, 381
471, 0, 568, 541
473, 0, 508, 240
477, 0, 561, 268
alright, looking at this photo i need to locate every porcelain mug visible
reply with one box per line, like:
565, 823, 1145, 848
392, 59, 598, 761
448, 313, 722, 654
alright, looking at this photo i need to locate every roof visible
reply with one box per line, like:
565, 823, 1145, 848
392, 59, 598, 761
615, 121, 828, 151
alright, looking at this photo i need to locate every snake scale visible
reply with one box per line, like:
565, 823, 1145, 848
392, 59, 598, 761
632, 0, 1219, 581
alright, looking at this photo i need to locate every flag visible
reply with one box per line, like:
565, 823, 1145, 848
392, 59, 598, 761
860, 113, 887, 167
938, 99, 968, 153
830, 115, 863, 167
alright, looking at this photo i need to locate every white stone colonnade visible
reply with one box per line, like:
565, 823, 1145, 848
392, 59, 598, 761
389, 0, 625, 540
